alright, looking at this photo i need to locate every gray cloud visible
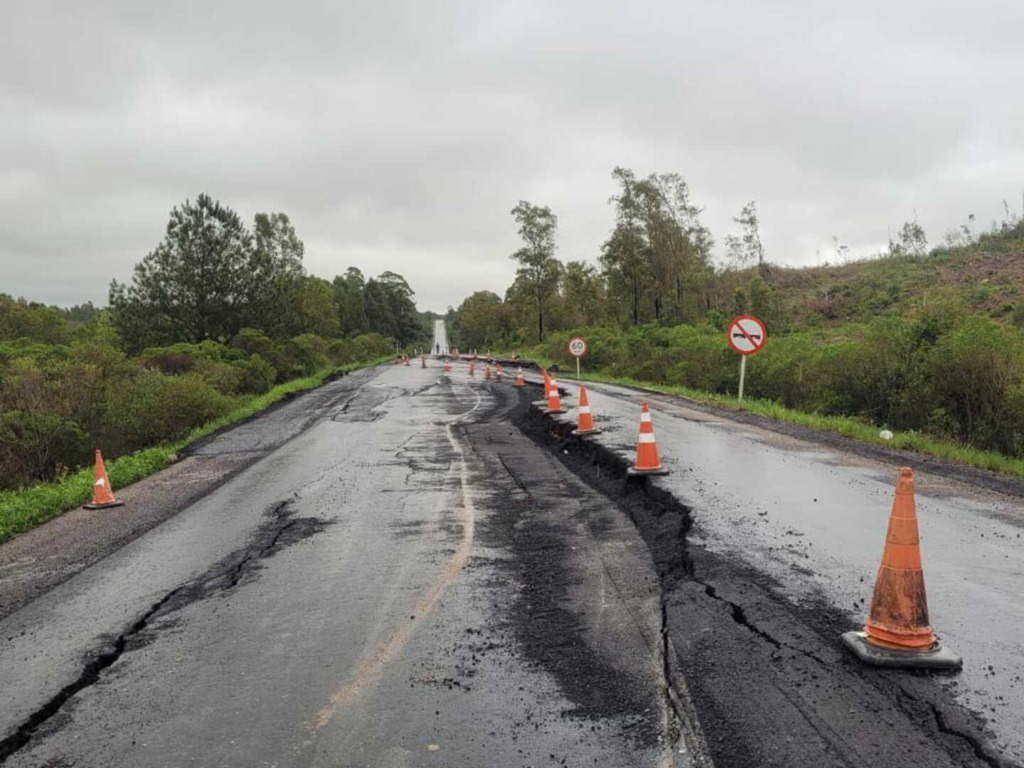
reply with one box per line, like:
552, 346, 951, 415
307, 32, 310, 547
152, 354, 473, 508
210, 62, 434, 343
3, 0, 1023, 311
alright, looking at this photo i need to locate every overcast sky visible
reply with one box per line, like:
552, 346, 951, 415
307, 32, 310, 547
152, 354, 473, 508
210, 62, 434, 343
3, 1, 1023, 313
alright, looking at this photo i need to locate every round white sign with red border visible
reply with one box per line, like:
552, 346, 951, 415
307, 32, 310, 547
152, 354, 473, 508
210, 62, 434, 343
567, 336, 587, 358
727, 315, 767, 356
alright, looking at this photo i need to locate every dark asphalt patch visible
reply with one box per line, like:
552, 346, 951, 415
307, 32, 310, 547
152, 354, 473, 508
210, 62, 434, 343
514, 392, 1014, 768
0, 500, 330, 765
460, 386, 670, 753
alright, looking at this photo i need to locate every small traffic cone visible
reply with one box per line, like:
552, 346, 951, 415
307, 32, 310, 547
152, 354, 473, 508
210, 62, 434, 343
84, 450, 124, 509
421, 356, 427, 369
842, 468, 960, 669
572, 385, 601, 436
546, 374, 566, 414
496, 364, 503, 381
627, 401, 668, 476
404, 356, 410, 366
516, 367, 525, 387
469, 361, 475, 376
444, 360, 451, 373
484, 365, 491, 380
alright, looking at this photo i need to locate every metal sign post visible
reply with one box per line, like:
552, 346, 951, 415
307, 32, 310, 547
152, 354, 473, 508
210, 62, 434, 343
567, 336, 587, 380
726, 315, 768, 401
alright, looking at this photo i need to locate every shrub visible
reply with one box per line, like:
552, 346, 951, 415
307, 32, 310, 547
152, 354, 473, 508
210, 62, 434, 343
102, 369, 235, 455
234, 354, 277, 395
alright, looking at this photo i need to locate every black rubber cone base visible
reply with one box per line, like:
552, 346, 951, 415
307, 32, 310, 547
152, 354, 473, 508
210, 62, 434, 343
572, 428, 602, 436
841, 631, 962, 670
626, 466, 670, 477
545, 408, 566, 415
84, 499, 125, 510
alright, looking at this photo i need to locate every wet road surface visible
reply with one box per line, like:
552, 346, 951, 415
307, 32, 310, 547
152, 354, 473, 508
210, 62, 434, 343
0, 364, 689, 767
515, 363, 1024, 767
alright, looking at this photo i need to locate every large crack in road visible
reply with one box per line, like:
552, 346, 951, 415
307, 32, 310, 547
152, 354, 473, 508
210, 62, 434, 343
512, 384, 1014, 768
0, 500, 330, 764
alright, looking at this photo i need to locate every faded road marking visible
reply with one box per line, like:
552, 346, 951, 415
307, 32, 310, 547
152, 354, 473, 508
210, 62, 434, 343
310, 389, 479, 731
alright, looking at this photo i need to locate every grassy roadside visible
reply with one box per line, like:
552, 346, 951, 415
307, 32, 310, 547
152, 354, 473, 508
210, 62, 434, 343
523, 354, 1024, 480
0, 358, 388, 545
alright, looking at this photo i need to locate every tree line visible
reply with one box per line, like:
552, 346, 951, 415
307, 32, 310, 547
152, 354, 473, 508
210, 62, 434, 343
109, 194, 422, 352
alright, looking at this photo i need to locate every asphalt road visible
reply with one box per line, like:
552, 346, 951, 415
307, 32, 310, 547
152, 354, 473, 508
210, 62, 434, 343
516, 363, 1024, 767
0, 363, 691, 767
3, 357, 1022, 767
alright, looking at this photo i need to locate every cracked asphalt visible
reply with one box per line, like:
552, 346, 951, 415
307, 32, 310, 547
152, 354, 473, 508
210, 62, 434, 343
0, 363, 688, 767
2, 358, 1021, 767
515, 363, 1023, 767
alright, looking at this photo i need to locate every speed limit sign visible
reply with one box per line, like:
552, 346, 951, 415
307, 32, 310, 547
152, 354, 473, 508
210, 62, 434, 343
567, 336, 587, 380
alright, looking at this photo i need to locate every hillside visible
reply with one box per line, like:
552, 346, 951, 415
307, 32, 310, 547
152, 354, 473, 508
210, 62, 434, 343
719, 219, 1024, 329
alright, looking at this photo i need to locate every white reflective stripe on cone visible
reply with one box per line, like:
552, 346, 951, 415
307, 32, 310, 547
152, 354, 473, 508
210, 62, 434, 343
640, 412, 652, 422
579, 406, 591, 414
638, 433, 656, 443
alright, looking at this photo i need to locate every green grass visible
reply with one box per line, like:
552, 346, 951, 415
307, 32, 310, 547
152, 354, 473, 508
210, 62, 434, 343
0, 358, 388, 545
528, 356, 1024, 480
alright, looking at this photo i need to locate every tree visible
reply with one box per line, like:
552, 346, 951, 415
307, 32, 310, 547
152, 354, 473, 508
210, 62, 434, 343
247, 212, 306, 336
332, 267, 370, 336
601, 168, 648, 325
560, 261, 605, 327
455, 291, 505, 349
509, 200, 561, 341
364, 271, 419, 346
724, 201, 764, 268
109, 195, 254, 350
897, 220, 929, 256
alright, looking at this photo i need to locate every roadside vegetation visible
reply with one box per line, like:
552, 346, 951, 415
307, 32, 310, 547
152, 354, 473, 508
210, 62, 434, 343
450, 165, 1024, 474
0, 194, 428, 541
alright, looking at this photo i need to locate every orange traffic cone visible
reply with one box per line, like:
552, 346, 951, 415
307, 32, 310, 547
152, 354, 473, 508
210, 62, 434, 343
496, 364, 503, 381
469, 361, 475, 376
421, 356, 427, 368
842, 468, 960, 668
404, 356, 410, 366
546, 374, 566, 414
627, 400, 668, 476
516, 367, 525, 387
484, 364, 491, 380
84, 450, 124, 509
533, 368, 551, 406
444, 360, 451, 373
572, 385, 601, 436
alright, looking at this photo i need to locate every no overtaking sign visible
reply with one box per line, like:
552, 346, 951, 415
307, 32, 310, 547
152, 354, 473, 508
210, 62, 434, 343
727, 315, 767, 401
727, 315, 767, 356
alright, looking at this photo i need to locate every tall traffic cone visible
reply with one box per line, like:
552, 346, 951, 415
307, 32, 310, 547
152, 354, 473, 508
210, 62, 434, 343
572, 385, 601, 436
421, 355, 427, 368
469, 361, 475, 376
516, 367, 525, 387
484, 364, 491, 380
84, 450, 124, 509
842, 468, 961, 668
627, 401, 669, 476
533, 368, 551, 406
546, 374, 566, 414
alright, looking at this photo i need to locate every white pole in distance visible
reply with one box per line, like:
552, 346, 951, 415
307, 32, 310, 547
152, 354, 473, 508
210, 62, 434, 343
738, 355, 747, 402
